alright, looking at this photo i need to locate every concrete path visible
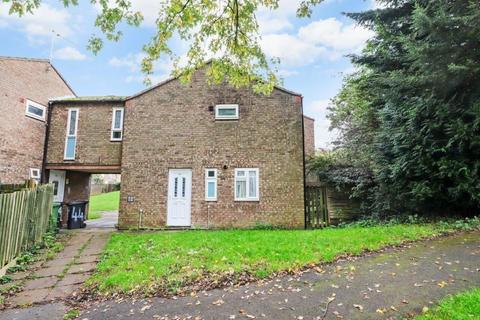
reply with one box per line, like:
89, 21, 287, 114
1, 230, 110, 308
86, 211, 118, 229
77, 231, 480, 320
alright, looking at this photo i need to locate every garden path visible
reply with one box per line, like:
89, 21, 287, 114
1, 230, 110, 308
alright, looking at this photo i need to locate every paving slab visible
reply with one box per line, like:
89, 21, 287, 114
80, 231, 480, 320
45, 284, 79, 300
81, 247, 105, 256
0, 302, 68, 320
67, 262, 97, 274
8, 288, 51, 306
76, 255, 100, 264
43, 257, 74, 268
57, 273, 91, 287
23, 277, 58, 290
33, 266, 65, 278
55, 250, 79, 259
8, 272, 29, 281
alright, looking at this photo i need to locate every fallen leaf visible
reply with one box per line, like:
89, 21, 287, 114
353, 304, 364, 311
212, 299, 224, 306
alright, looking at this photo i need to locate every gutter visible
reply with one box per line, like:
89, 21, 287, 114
41, 102, 53, 184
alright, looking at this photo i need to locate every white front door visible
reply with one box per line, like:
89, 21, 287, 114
167, 169, 192, 227
49, 170, 66, 203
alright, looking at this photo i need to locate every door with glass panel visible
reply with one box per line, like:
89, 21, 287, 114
167, 169, 192, 226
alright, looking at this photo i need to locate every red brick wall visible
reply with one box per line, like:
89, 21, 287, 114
303, 116, 315, 157
47, 102, 123, 166
0, 58, 74, 183
119, 71, 305, 229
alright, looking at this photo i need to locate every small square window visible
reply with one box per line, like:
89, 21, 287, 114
30, 168, 41, 180
215, 104, 239, 120
112, 131, 122, 140
25, 99, 46, 121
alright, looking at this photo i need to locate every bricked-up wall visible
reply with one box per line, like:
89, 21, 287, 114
303, 116, 315, 157
47, 102, 123, 166
0, 57, 74, 183
119, 71, 305, 229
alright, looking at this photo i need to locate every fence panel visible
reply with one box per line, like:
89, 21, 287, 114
0, 184, 54, 270
305, 186, 330, 229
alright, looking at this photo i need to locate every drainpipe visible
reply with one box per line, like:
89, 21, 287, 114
300, 95, 307, 230
138, 209, 144, 230
207, 203, 210, 229
41, 101, 53, 184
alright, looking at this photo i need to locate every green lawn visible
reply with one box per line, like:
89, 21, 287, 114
415, 287, 480, 320
88, 224, 450, 295
88, 191, 120, 220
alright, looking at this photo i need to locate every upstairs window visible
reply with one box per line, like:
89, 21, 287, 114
64, 108, 79, 160
215, 104, 239, 120
205, 169, 217, 201
111, 107, 124, 141
25, 99, 46, 121
235, 168, 259, 201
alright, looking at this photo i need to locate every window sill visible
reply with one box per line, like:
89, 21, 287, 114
205, 199, 217, 202
25, 114, 46, 122
234, 199, 260, 202
110, 139, 123, 142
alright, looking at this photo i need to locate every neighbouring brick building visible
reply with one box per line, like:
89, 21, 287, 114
0, 56, 75, 184
45, 67, 315, 229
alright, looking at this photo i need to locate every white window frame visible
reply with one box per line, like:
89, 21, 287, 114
234, 168, 259, 201
64, 108, 79, 160
215, 104, 239, 120
110, 107, 124, 141
29, 168, 41, 180
25, 99, 46, 121
205, 169, 218, 201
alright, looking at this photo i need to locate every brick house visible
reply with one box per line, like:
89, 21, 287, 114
0, 56, 75, 184
45, 68, 315, 229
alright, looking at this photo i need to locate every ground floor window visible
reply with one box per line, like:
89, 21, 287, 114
29, 168, 41, 180
235, 168, 259, 201
205, 169, 217, 201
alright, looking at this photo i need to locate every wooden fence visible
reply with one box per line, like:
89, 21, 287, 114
305, 186, 330, 228
0, 184, 54, 270
0, 180, 37, 194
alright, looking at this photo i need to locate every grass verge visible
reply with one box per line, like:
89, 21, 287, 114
88, 191, 120, 220
415, 287, 480, 320
87, 223, 464, 296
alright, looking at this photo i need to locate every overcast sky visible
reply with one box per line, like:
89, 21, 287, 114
0, 0, 377, 149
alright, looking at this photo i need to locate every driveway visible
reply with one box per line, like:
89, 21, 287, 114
86, 211, 118, 229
